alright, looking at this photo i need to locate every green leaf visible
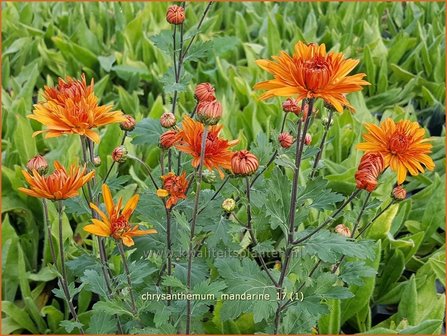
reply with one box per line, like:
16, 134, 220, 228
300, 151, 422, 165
80, 269, 109, 298
297, 177, 344, 210
399, 320, 443, 334
59, 320, 84, 333
318, 299, 341, 335
340, 261, 377, 286
130, 117, 163, 146
161, 275, 187, 289
340, 240, 381, 324
92, 301, 134, 317
298, 231, 374, 263
150, 30, 173, 56
215, 258, 277, 323
86, 311, 117, 334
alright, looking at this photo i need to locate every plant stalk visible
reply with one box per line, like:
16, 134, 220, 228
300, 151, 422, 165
185, 126, 208, 334
117, 241, 138, 315
310, 108, 334, 178
56, 201, 84, 333
245, 177, 278, 287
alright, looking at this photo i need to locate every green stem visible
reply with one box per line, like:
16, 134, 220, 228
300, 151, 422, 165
57, 201, 85, 334
185, 126, 208, 334
292, 189, 361, 245
245, 177, 278, 287
117, 241, 138, 315
310, 108, 334, 178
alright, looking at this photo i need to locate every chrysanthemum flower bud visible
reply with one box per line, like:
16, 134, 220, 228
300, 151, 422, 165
196, 100, 222, 125
392, 185, 407, 200
222, 198, 236, 213
112, 146, 128, 163
282, 98, 299, 114
231, 150, 259, 176
160, 112, 176, 128
278, 132, 294, 149
273, 260, 281, 271
335, 224, 351, 237
322, 116, 334, 127
194, 82, 216, 102
304, 133, 312, 145
26, 155, 48, 175
159, 130, 178, 149
166, 5, 185, 25
93, 156, 101, 167
120, 115, 136, 132
355, 153, 384, 192
202, 169, 217, 184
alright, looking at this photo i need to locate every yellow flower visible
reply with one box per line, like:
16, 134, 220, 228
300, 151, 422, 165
84, 184, 157, 247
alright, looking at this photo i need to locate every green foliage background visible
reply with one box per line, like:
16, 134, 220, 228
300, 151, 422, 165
1, 1, 446, 335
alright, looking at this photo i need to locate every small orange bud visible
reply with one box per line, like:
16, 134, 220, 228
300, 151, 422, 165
166, 5, 185, 25
335, 224, 351, 237
304, 133, 312, 145
112, 146, 128, 163
392, 185, 407, 200
159, 130, 178, 149
160, 112, 177, 128
278, 132, 294, 149
282, 98, 300, 114
196, 100, 222, 125
194, 82, 216, 102
231, 150, 259, 176
120, 115, 136, 132
26, 155, 48, 175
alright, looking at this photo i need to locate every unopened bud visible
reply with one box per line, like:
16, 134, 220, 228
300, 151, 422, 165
93, 156, 101, 167
392, 185, 407, 201
112, 146, 128, 163
282, 98, 300, 114
159, 130, 178, 149
160, 112, 176, 128
120, 115, 136, 132
273, 261, 281, 271
231, 150, 259, 176
278, 132, 294, 149
166, 5, 185, 25
222, 198, 236, 213
196, 100, 222, 125
304, 133, 312, 145
335, 224, 351, 237
194, 82, 216, 102
26, 155, 48, 175
202, 169, 217, 184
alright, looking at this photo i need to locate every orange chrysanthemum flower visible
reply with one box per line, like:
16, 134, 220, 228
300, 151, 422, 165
357, 118, 435, 185
254, 41, 369, 112
175, 116, 238, 178
156, 172, 189, 209
84, 184, 157, 247
19, 161, 94, 200
29, 74, 126, 143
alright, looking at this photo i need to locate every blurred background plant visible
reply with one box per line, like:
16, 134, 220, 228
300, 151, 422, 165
2, 1, 445, 334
